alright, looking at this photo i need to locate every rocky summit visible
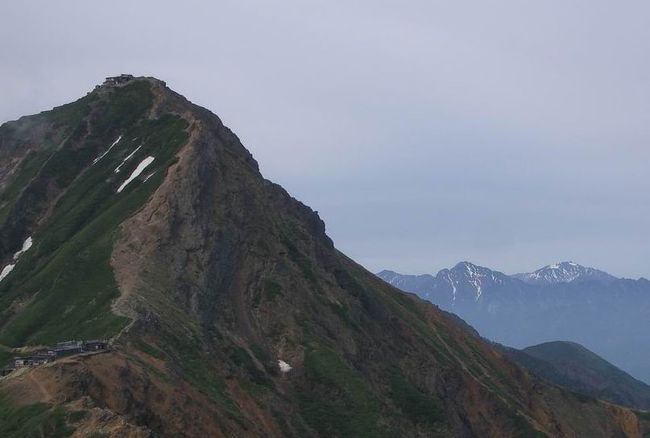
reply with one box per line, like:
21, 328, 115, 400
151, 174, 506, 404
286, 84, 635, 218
0, 76, 648, 437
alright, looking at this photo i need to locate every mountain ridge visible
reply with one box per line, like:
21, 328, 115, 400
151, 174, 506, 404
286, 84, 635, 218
0, 76, 647, 436
378, 261, 650, 384
512, 261, 618, 285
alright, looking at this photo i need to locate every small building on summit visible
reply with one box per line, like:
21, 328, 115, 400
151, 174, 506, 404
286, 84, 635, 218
104, 74, 134, 86
28, 355, 52, 366
54, 340, 84, 357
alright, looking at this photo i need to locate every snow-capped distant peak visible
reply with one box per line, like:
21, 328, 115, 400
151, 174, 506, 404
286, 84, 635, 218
376, 270, 435, 295
449, 261, 501, 278
436, 262, 513, 301
512, 262, 616, 285
376, 270, 402, 284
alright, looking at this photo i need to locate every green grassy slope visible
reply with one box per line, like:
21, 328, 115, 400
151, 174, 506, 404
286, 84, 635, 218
0, 81, 189, 346
508, 341, 650, 410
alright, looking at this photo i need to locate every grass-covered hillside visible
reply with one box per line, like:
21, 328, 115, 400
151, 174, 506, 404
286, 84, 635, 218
506, 341, 650, 410
0, 79, 189, 346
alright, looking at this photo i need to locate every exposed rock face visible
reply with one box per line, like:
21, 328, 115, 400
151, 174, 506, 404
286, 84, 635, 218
0, 77, 648, 436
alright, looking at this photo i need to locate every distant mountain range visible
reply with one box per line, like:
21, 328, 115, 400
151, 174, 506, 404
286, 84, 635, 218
503, 341, 650, 410
378, 262, 650, 384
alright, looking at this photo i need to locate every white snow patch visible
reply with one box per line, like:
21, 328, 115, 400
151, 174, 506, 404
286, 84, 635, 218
451, 281, 457, 304
92, 136, 122, 164
278, 360, 292, 373
143, 172, 156, 183
117, 156, 155, 193
445, 272, 457, 306
0, 264, 15, 282
475, 283, 483, 301
1, 236, 33, 282
13, 236, 33, 260
114, 145, 143, 173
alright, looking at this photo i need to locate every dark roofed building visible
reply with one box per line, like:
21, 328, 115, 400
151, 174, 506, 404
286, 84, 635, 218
54, 340, 83, 357
83, 340, 108, 351
13, 354, 53, 368
28, 355, 53, 366
2, 339, 110, 375
13, 357, 28, 368
104, 74, 135, 86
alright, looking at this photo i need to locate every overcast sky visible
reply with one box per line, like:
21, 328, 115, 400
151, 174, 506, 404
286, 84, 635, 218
2, 1, 649, 278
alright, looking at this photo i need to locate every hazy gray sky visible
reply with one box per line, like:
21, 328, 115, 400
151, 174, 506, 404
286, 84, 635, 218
2, 1, 649, 278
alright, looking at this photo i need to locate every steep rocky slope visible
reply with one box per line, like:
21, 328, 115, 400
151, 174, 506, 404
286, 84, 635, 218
0, 77, 647, 437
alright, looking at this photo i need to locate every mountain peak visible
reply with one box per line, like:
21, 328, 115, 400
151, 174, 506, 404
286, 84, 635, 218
513, 261, 616, 285
99, 74, 165, 88
448, 261, 504, 277
546, 261, 582, 270
2, 78, 645, 436
435, 262, 514, 302
452, 261, 482, 271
